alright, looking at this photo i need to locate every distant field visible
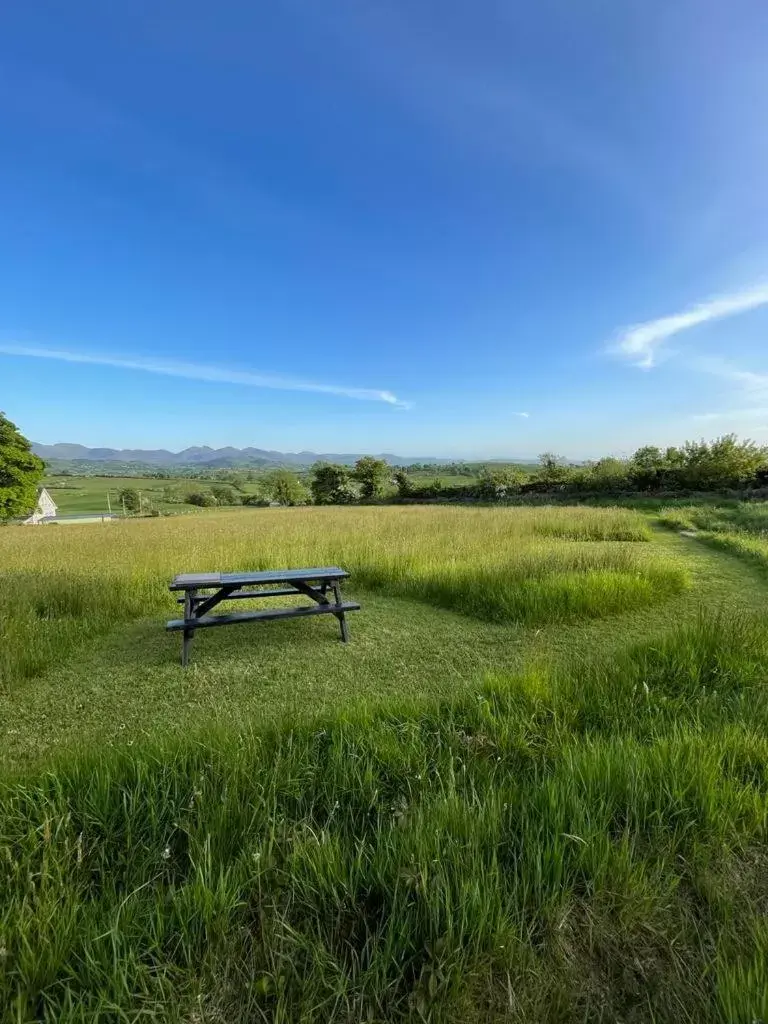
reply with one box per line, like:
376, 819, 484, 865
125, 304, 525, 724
4, 502, 768, 1020
44, 472, 483, 513
43, 474, 265, 513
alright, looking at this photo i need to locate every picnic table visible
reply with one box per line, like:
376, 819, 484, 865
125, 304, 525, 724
167, 566, 360, 666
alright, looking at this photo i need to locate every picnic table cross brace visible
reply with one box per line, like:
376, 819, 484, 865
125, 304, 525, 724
167, 567, 359, 666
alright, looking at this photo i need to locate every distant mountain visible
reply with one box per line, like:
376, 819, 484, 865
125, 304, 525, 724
31, 442, 457, 469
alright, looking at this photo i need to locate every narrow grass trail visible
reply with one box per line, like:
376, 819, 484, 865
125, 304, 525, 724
5, 523, 767, 772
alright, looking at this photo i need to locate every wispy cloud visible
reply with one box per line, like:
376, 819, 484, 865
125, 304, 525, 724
692, 408, 768, 422
611, 283, 768, 369
692, 355, 768, 398
688, 357, 768, 425
514, 412, 530, 418
0, 343, 409, 407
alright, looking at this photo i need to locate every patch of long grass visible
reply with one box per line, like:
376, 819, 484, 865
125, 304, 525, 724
2, 612, 768, 1021
658, 501, 768, 577
659, 501, 768, 537
0, 507, 684, 690
530, 505, 651, 541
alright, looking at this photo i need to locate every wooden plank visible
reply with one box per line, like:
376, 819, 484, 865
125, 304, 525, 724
169, 567, 348, 591
219, 567, 348, 585
177, 587, 301, 604
290, 580, 331, 605
171, 572, 222, 589
194, 583, 240, 618
166, 601, 360, 632
182, 589, 196, 668
332, 580, 350, 642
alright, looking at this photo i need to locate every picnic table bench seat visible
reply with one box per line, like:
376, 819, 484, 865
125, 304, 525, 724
167, 566, 359, 666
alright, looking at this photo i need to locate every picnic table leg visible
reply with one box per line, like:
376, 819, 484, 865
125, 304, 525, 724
331, 581, 350, 642
182, 589, 196, 667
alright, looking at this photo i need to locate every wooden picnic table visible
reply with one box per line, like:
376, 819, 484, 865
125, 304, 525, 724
167, 566, 360, 666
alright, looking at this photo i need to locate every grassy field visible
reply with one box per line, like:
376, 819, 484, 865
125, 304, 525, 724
42, 475, 267, 514
659, 501, 768, 577
3, 503, 768, 1021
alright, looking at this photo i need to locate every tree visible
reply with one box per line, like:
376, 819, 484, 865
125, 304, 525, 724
0, 412, 44, 520
264, 470, 308, 506
226, 473, 246, 491
210, 484, 240, 506
353, 456, 390, 499
393, 469, 412, 498
118, 487, 141, 513
629, 445, 666, 490
476, 466, 524, 500
582, 457, 629, 492
185, 490, 217, 507
309, 462, 357, 505
536, 453, 571, 485
678, 435, 768, 490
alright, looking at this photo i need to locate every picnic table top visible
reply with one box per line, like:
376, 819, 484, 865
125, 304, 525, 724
169, 566, 349, 591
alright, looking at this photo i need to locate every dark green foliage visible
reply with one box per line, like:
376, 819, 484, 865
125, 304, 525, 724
476, 466, 524, 500
629, 436, 768, 492
353, 456, 390, 499
185, 490, 217, 507
210, 484, 241, 506
117, 486, 141, 513
310, 462, 358, 505
264, 469, 308, 506
629, 445, 667, 489
535, 452, 572, 485
393, 468, 412, 497
0, 412, 44, 520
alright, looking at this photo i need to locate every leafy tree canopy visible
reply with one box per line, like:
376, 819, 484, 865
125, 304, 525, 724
310, 463, 357, 505
264, 469, 308, 506
0, 413, 45, 520
353, 456, 390, 499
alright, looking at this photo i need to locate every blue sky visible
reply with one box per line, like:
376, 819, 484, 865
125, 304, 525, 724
2, 0, 768, 458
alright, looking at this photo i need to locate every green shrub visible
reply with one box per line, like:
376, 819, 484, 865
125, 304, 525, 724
185, 491, 217, 507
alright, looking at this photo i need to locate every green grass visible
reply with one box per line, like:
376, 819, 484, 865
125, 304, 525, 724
0, 506, 684, 699
3, 612, 768, 1021
3, 503, 768, 1020
42, 475, 266, 514
658, 501, 768, 536
658, 501, 768, 576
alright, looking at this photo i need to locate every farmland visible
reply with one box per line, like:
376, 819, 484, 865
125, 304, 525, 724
3, 503, 768, 1021
42, 474, 265, 514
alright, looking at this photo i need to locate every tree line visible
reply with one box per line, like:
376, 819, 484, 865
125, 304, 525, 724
3, 410, 768, 520
156, 437, 768, 508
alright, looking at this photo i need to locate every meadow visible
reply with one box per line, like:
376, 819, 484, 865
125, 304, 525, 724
2, 503, 768, 1021
41, 475, 262, 514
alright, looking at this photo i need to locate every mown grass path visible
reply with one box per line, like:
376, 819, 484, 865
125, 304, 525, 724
4, 525, 767, 772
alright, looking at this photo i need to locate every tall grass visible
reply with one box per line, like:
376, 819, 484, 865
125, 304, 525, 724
659, 501, 768, 536
2, 612, 768, 1021
0, 506, 684, 690
659, 502, 768, 575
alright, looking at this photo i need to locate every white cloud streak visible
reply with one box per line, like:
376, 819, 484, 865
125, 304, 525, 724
692, 408, 768, 422
514, 412, 530, 418
0, 343, 409, 408
612, 283, 768, 369
693, 355, 768, 397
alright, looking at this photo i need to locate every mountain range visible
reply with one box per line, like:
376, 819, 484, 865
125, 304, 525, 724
32, 443, 454, 469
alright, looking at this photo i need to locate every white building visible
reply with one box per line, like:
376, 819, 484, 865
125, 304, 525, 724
24, 487, 58, 525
